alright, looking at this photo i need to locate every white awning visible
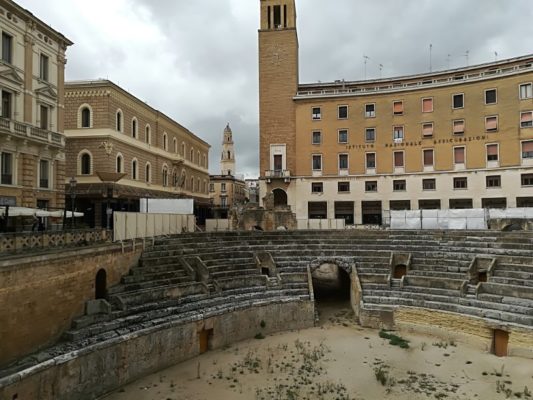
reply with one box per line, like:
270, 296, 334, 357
0, 207, 83, 218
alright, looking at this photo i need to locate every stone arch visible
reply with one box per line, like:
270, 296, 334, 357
272, 188, 287, 207
95, 268, 107, 299
77, 149, 93, 175
77, 103, 93, 128
309, 258, 353, 302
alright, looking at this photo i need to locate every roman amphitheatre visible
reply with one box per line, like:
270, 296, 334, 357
1, 229, 533, 399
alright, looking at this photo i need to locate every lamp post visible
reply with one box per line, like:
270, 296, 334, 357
69, 176, 77, 229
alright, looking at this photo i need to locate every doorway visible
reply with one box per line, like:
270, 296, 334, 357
493, 329, 508, 357
273, 188, 287, 207
393, 264, 407, 279
199, 328, 213, 354
95, 269, 107, 299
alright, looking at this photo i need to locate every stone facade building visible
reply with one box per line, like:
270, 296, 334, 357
209, 124, 246, 218
258, 0, 533, 224
64, 80, 210, 227
0, 0, 72, 214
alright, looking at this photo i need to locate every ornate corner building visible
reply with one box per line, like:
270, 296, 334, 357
64, 80, 211, 227
0, 0, 72, 210
209, 124, 247, 218
258, 0, 533, 224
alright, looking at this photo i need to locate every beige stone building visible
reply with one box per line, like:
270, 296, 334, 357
259, 0, 533, 225
209, 124, 246, 218
0, 0, 72, 222
64, 80, 210, 227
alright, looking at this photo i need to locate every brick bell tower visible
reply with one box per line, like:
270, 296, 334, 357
258, 0, 299, 203
221, 123, 236, 175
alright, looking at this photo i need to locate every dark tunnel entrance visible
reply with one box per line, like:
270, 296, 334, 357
311, 263, 351, 301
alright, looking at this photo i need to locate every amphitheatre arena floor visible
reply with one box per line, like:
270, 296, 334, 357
102, 301, 533, 400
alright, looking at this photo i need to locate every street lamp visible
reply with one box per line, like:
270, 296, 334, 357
69, 176, 77, 229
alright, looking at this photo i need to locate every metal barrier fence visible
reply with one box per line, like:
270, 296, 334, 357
297, 219, 346, 230
113, 212, 195, 241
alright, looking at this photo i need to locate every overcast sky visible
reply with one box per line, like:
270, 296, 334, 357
19, 0, 533, 178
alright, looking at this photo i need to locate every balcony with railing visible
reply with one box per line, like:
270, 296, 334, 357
265, 169, 291, 181
0, 117, 65, 147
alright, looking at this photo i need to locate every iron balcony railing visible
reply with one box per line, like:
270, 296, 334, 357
265, 169, 291, 178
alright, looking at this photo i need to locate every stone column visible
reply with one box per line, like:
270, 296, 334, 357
23, 33, 34, 124
56, 47, 67, 133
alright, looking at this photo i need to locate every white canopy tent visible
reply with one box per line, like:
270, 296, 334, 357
0, 207, 83, 218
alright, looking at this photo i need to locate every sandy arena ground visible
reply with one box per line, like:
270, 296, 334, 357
102, 301, 533, 400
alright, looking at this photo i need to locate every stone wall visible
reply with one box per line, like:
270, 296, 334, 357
0, 243, 141, 366
0, 300, 314, 400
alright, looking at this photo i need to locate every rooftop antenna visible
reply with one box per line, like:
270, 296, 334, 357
429, 44, 433, 72
494, 51, 498, 61
363, 55, 370, 80
464, 50, 470, 66
379, 64, 383, 78
446, 54, 451, 69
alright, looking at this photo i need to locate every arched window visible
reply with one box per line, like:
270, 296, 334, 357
145, 125, 151, 144
81, 107, 91, 128
190, 148, 194, 162
181, 142, 186, 157
173, 138, 178, 153
203, 154, 207, 168
145, 163, 151, 183
172, 169, 178, 187
116, 110, 123, 132
131, 118, 138, 139
190, 177, 194, 191
197, 178, 200, 193
197, 151, 200, 165
80, 152, 92, 175
163, 132, 168, 151
180, 170, 186, 188
162, 165, 168, 187
131, 159, 138, 180
228, 151, 231, 159
116, 154, 123, 173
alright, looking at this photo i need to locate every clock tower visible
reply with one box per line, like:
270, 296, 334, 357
258, 0, 299, 202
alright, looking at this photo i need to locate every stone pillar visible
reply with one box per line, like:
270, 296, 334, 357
21, 154, 36, 207
56, 48, 67, 133
23, 33, 34, 124
55, 156, 66, 208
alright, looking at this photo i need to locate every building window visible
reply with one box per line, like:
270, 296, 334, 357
181, 142, 185, 156
80, 153, 91, 175
422, 98, 433, 113
1, 32, 12, 64
339, 154, 348, 170
197, 151, 200, 165
162, 167, 168, 187
39, 54, 49, 81
453, 177, 468, 189
1, 90, 12, 119
486, 144, 499, 161
453, 119, 465, 135
393, 126, 404, 141
454, 147, 465, 164
209, 183, 215, 192
393, 101, 404, 115
190, 148, 195, 162
338, 129, 348, 143
81, 107, 91, 128
312, 107, 321, 120
452, 93, 464, 109
145, 163, 151, 183
485, 89, 497, 104
422, 179, 436, 191
522, 141, 533, 159
365, 180, 377, 192
338, 182, 350, 192
338, 105, 348, 119
365, 103, 375, 118
311, 182, 323, 193
131, 118, 137, 138
312, 131, 321, 144
366, 153, 376, 169
486, 175, 501, 188
40, 105, 49, 130
173, 138, 178, 153
220, 197, 227, 207
312, 154, 322, 170
422, 122, 433, 137
116, 154, 123, 173
521, 174, 533, 186
221, 183, 226, 191
485, 116, 498, 132
521, 111, 533, 128
273, 154, 283, 171
520, 83, 533, 100
393, 151, 404, 167
39, 160, 49, 188
423, 149, 434, 166
393, 180, 406, 191
365, 128, 375, 142
116, 110, 123, 132
132, 159, 138, 180
145, 125, 151, 144
1, 152, 13, 185
163, 133, 168, 151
